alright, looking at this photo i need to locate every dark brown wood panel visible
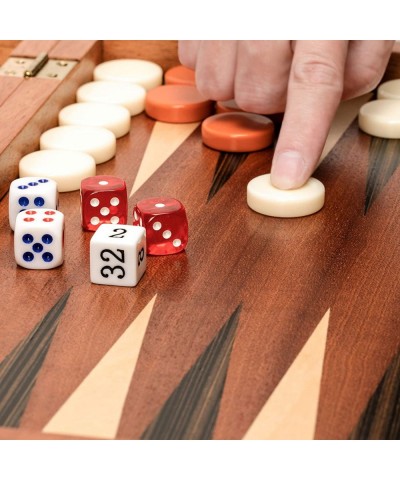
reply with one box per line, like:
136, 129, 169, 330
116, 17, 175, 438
382, 42, 400, 82
103, 40, 179, 71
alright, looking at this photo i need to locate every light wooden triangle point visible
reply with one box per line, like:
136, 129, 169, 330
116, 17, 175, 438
130, 121, 199, 197
320, 93, 372, 162
243, 309, 330, 440
43, 295, 157, 439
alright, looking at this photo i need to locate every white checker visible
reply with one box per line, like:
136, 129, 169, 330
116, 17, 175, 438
19, 150, 96, 193
9, 177, 58, 231
90, 224, 146, 287
40, 125, 116, 165
14, 209, 64, 270
358, 99, 400, 138
93, 59, 163, 91
247, 174, 325, 218
59, 103, 131, 138
377, 79, 400, 100
77, 81, 146, 116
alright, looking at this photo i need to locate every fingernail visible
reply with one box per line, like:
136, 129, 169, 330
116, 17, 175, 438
271, 151, 305, 189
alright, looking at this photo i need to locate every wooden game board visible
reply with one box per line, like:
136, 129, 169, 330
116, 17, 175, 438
0, 40, 399, 440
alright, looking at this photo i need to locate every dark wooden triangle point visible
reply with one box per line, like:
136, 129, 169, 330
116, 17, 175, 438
349, 349, 400, 439
0, 288, 72, 427
364, 137, 400, 215
207, 152, 249, 202
141, 304, 241, 440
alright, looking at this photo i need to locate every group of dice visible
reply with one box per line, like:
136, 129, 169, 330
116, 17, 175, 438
9, 174, 188, 287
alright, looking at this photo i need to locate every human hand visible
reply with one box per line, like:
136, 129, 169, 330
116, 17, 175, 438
179, 40, 394, 189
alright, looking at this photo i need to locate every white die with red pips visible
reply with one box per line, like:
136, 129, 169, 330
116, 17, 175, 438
14, 209, 64, 269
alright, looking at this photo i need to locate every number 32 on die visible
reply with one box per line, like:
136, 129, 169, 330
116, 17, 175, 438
90, 224, 146, 287
100, 248, 125, 279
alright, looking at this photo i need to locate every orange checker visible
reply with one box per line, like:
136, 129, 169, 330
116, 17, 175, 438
201, 112, 275, 152
164, 65, 196, 86
145, 85, 214, 123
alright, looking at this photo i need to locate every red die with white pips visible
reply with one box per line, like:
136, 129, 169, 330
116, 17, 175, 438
81, 175, 128, 231
133, 197, 188, 255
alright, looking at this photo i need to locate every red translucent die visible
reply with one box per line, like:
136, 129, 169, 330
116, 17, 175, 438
81, 175, 128, 231
133, 197, 188, 255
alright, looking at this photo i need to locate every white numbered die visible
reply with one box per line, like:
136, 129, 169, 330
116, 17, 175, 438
9, 177, 58, 231
90, 224, 146, 287
14, 209, 64, 269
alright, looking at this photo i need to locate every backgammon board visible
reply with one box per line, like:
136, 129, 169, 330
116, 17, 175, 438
0, 40, 399, 440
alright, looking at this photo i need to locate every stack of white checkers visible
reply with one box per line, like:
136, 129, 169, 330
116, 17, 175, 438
19, 59, 163, 192
358, 78, 400, 139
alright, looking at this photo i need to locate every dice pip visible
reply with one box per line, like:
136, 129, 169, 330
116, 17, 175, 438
9, 177, 58, 231
81, 175, 128, 231
14, 209, 64, 269
90, 224, 146, 287
133, 197, 188, 255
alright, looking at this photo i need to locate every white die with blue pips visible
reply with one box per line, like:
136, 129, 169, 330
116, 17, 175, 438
9, 177, 58, 231
14, 209, 64, 269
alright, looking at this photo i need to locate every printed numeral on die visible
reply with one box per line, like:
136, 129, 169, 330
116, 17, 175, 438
100, 248, 125, 279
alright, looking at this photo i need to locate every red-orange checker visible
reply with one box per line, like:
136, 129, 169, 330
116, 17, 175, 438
201, 112, 275, 152
164, 65, 196, 86
145, 85, 214, 123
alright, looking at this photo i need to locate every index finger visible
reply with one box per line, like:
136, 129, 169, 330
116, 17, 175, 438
270, 40, 348, 189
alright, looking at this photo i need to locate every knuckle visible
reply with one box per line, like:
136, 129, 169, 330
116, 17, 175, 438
196, 75, 231, 101
292, 55, 343, 92
344, 62, 385, 99
235, 82, 286, 114
355, 64, 383, 92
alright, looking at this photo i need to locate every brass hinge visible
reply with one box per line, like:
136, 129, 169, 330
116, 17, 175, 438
0, 52, 77, 79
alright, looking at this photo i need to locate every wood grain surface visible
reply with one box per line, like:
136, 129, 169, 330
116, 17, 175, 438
350, 350, 400, 440
0, 41, 101, 199
102, 40, 179, 72
0, 41, 399, 440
